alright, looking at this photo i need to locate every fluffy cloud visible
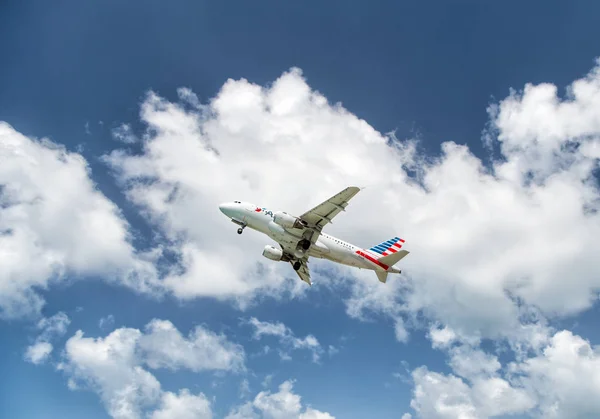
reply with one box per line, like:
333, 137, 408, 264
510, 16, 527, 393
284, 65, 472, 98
399, 59, 600, 418
61, 327, 161, 419
0, 123, 160, 319
24, 341, 53, 365
150, 389, 212, 419
246, 317, 323, 362
5, 51, 600, 418
406, 327, 600, 418
138, 318, 245, 372
410, 365, 537, 419
509, 330, 600, 418
225, 380, 335, 419
103, 61, 599, 346
428, 326, 457, 349
59, 319, 243, 419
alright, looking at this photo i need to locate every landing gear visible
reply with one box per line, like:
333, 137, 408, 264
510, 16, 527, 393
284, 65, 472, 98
293, 261, 301, 271
300, 239, 311, 250
237, 227, 244, 234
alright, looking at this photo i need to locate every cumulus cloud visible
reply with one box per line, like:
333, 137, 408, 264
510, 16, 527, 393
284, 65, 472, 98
0, 123, 160, 319
5, 53, 600, 418
406, 327, 600, 418
102, 62, 598, 346
409, 365, 535, 419
150, 389, 212, 419
509, 330, 600, 418
98, 64, 600, 418
61, 327, 161, 419
225, 380, 335, 419
138, 318, 245, 372
59, 319, 243, 419
246, 317, 323, 362
397, 59, 600, 419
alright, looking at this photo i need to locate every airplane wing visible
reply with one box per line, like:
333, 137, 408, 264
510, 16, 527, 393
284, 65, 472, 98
292, 259, 312, 286
299, 186, 361, 231
278, 243, 312, 286
280, 186, 360, 286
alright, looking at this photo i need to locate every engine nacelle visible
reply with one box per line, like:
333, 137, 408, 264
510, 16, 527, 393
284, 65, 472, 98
273, 211, 307, 229
262, 245, 283, 261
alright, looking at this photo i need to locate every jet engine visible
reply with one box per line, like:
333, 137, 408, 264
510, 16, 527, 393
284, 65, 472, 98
273, 211, 308, 229
262, 245, 283, 261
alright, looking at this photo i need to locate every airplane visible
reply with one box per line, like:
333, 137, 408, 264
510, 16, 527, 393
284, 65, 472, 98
218, 186, 409, 286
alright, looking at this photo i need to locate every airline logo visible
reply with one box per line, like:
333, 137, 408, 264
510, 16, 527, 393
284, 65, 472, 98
369, 237, 405, 256
255, 207, 274, 218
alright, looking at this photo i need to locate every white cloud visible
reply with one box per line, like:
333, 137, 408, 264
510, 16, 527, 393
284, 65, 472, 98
399, 59, 600, 418
299, 409, 335, 419
246, 317, 323, 362
226, 380, 335, 419
409, 365, 535, 419
428, 326, 457, 349
100, 63, 595, 347
111, 123, 138, 144
447, 346, 502, 380
0, 123, 160, 319
102, 69, 412, 307
24, 312, 71, 365
407, 328, 600, 418
488, 59, 600, 182
509, 330, 600, 418
62, 327, 161, 419
97, 65, 600, 419
24, 341, 53, 365
5, 55, 600, 419
138, 318, 245, 372
59, 319, 243, 419
248, 318, 289, 339
150, 389, 212, 419
37, 311, 71, 341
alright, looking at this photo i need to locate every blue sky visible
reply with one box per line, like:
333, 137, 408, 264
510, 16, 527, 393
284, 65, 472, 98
1, 1, 600, 418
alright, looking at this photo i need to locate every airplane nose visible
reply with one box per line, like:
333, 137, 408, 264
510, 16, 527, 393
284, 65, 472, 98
219, 203, 232, 217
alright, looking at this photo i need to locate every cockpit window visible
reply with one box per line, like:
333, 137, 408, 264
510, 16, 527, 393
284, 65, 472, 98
234, 201, 241, 203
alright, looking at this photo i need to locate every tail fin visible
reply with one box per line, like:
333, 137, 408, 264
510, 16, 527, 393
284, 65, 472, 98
368, 236, 409, 269
368, 236, 406, 257
375, 271, 389, 283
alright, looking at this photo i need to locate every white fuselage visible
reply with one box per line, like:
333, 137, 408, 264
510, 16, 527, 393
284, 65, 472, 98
219, 201, 397, 273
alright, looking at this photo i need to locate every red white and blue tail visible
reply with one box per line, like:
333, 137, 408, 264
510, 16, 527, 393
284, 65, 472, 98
368, 236, 406, 258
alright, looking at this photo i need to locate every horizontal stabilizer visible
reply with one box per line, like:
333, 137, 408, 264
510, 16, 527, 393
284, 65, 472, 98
378, 250, 410, 267
376, 271, 388, 283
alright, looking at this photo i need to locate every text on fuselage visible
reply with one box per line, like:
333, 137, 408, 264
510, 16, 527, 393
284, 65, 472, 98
255, 207, 274, 218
